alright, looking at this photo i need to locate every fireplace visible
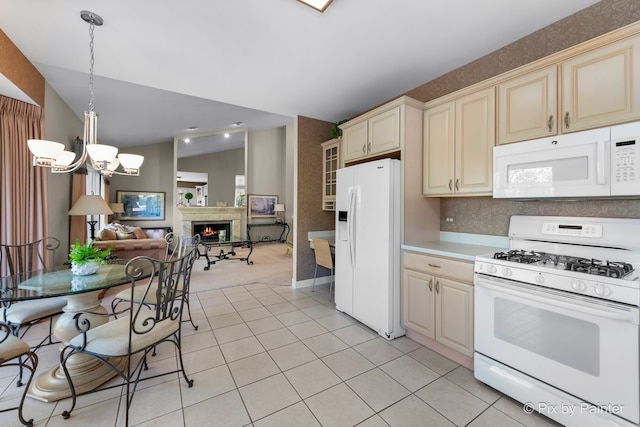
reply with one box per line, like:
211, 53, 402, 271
193, 221, 231, 242
178, 206, 244, 241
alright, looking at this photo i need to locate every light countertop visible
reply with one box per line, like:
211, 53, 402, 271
402, 232, 509, 262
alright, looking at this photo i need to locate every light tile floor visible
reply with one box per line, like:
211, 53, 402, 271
0, 246, 562, 427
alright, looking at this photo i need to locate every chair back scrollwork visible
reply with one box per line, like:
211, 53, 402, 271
125, 246, 198, 336
0, 237, 60, 277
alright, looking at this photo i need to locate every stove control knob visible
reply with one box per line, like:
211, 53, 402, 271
570, 279, 586, 292
535, 274, 545, 284
486, 264, 497, 274
501, 267, 512, 277
594, 283, 611, 297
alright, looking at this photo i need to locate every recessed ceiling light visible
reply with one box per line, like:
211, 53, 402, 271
184, 138, 190, 143
231, 121, 244, 127
297, 0, 333, 12
186, 126, 198, 131
224, 133, 230, 138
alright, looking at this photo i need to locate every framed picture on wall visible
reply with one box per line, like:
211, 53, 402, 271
248, 194, 278, 218
117, 191, 166, 221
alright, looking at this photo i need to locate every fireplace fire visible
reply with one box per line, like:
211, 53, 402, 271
192, 221, 231, 242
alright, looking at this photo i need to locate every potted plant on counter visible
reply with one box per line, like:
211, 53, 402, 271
69, 239, 112, 276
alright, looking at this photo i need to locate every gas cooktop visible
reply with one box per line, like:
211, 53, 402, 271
493, 250, 634, 278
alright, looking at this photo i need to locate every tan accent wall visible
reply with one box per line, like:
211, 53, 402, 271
296, 116, 334, 281
0, 29, 44, 106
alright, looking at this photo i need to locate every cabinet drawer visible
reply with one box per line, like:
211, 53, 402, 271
402, 251, 473, 284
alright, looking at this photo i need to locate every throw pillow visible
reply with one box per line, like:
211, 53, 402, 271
106, 222, 129, 233
116, 230, 135, 240
95, 228, 117, 241
145, 229, 166, 239
129, 227, 147, 239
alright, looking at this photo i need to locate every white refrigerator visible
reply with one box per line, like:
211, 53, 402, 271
335, 158, 405, 340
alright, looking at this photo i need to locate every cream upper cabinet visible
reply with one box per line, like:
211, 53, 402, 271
368, 107, 401, 155
342, 121, 368, 162
561, 36, 640, 133
423, 102, 455, 195
341, 101, 402, 163
497, 65, 558, 145
424, 87, 495, 196
401, 251, 474, 358
321, 138, 341, 211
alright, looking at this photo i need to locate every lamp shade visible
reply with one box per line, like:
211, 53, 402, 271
274, 204, 285, 212
118, 153, 144, 170
86, 143, 118, 162
27, 139, 65, 164
69, 194, 113, 216
53, 150, 77, 167
109, 202, 125, 214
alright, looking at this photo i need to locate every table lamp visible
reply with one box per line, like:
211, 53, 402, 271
109, 202, 125, 222
69, 194, 113, 240
274, 203, 285, 224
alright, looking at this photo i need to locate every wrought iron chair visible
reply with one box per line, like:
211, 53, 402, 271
0, 320, 38, 426
311, 238, 335, 301
1, 237, 65, 385
110, 233, 201, 330
60, 247, 198, 426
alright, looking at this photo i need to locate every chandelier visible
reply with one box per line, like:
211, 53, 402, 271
27, 10, 144, 177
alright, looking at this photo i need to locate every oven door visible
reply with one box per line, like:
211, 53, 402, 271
475, 274, 639, 424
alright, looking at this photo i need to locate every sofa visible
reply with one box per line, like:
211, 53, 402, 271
92, 224, 171, 260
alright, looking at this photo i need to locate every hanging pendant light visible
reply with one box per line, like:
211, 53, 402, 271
27, 10, 144, 176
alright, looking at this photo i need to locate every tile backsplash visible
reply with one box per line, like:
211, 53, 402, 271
440, 197, 640, 236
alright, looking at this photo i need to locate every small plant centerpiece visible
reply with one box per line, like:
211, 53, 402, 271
184, 192, 194, 206
69, 239, 112, 276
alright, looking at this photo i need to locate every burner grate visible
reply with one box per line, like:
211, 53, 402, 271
493, 250, 634, 278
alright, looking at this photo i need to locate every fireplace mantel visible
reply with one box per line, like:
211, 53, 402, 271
177, 206, 244, 240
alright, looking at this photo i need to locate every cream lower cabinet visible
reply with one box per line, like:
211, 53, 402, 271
401, 251, 474, 358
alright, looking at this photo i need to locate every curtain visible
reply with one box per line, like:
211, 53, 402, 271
0, 96, 48, 271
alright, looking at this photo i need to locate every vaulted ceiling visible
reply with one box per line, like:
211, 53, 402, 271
0, 0, 601, 153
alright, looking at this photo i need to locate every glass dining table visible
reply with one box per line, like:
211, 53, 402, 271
0, 261, 152, 402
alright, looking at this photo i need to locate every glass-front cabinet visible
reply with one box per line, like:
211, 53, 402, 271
321, 138, 341, 211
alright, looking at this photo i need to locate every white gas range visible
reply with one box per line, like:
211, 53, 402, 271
473, 215, 640, 427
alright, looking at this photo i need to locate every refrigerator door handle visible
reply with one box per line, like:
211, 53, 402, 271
348, 187, 356, 267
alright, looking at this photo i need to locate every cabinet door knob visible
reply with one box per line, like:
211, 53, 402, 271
362, 144, 366, 154
547, 115, 554, 132
428, 279, 433, 292
455, 179, 459, 191
448, 179, 453, 191
427, 263, 441, 268
367, 142, 371, 153
564, 112, 570, 129
435, 280, 440, 293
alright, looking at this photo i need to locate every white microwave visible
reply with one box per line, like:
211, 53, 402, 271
493, 121, 640, 199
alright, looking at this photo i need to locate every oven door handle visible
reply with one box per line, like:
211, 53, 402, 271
475, 278, 636, 323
